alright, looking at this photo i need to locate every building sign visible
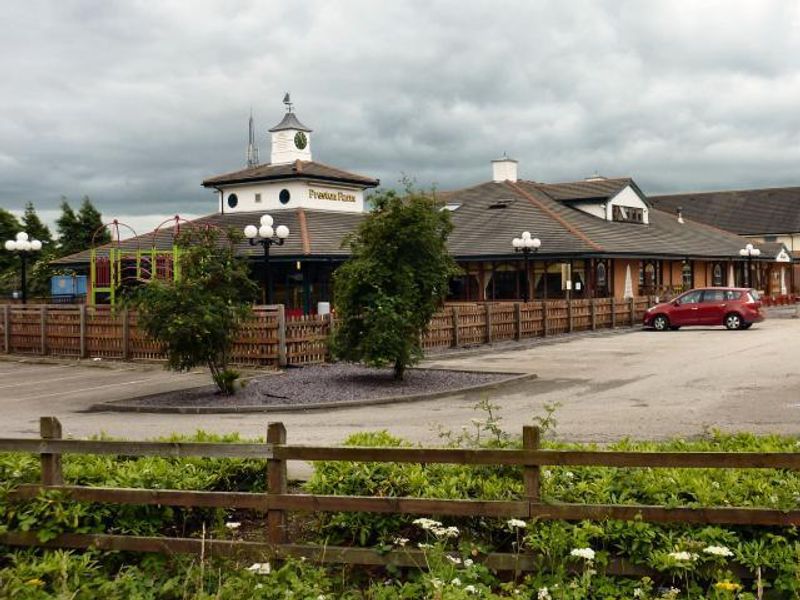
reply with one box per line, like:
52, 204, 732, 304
309, 188, 356, 203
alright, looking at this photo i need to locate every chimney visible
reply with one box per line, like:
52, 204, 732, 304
492, 154, 518, 183
676, 206, 684, 224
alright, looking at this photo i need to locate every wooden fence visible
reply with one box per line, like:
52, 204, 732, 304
0, 417, 798, 577
0, 297, 652, 367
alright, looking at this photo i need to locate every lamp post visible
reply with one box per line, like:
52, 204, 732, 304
512, 231, 541, 303
4, 232, 43, 304
739, 243, 761, 288
243, 215, 290, 305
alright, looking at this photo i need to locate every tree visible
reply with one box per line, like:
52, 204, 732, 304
56, 196, 110, 256
0, 208, 22, 274
332, 186, 460, 379
22, 202, 52, 244
128, 227, 257, 395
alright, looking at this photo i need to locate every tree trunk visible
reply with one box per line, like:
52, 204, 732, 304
393, 358, 405, 381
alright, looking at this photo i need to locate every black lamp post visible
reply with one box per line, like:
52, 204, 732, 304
512, 231, 541, 303
4, 232, 42, 304
243, 215, 290, 305
739, 243, 761, 288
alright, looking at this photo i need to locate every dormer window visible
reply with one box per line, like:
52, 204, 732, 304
612, 205, 644, 223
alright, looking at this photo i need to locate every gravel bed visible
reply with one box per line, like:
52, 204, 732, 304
117, 363, 513, 409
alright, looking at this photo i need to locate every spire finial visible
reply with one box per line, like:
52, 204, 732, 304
283, 92, 293, 113
246, 109, 260, 168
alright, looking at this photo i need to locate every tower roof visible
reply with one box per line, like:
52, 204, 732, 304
268, 112, 312, 133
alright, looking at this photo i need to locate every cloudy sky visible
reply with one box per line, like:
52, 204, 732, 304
1, 0, 799, 233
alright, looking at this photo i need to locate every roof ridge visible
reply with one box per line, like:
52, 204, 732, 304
651, 185, 800, 198
297, 207, 311, 255
649, 205, 750, 242
506, 181, 604, 252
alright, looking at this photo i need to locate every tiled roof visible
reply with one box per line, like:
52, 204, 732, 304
54, 178, 771, 267
650, 187, 800, 235
268, 112, 312, 132
202, 160, 379, 188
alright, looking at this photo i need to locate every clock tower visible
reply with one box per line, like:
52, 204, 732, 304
269, 93, 313, 164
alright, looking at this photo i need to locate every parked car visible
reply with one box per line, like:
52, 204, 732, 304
643, 287, 764, 331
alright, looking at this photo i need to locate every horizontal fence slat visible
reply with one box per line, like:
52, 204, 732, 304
0, 439, 272, 459
275, 445, 800, 469
11, 485, 268, 509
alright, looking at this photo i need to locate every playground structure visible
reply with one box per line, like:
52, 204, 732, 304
88, 217, 188, 306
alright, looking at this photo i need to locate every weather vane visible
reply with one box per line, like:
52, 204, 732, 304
283, 92, 293, 113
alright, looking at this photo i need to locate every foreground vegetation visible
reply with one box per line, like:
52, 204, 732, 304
1, 405, 799, 598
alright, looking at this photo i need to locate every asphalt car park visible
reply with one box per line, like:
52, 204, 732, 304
1, 315, 799, 448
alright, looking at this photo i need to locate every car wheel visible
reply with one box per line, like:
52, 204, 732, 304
724, 312, 743, 330
652, 314, 669, 331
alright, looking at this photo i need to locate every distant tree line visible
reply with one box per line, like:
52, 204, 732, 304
0, 196, 111, 298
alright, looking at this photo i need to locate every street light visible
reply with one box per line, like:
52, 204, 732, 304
511, 231, 541, 303
738, 243, 761, 288
3, 232, 43, 304
243, 214, 290, 305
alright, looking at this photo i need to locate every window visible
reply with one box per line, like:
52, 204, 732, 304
724, 290, 742, 301
227, 193, 238, 208
764, 235, 777, 242
702, 290, 725, 303
678, 290, 702, 304
255, 193, 262, 204
681, 262, 693, 289
712, 264, 723, 287
596, 262, 607, 287
279, 189, 291, 205
612, 205, 644, 223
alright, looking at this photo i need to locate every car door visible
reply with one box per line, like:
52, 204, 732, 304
697, 289, 726, 325
670, 290, 703, 325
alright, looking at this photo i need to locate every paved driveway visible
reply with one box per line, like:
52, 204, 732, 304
1, 318, 799, 445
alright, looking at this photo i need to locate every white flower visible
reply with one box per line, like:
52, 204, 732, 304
418, 543, 433, 550
507, 518, 527, 529
247, 562, 271, 574
317, 596, 326, 600
225, 522, 241, 530
255, 583, 263, 589
446, 555, 462, 565
430, 577, 443, 589
703, 545, 733, 558
413, 518, 442, 531
451, 577, 462, 586
537, 587, 552, 600
464, 585, 477, 594
633, 588, 642, 598
668, 551, 698, 562
570, 547, 596, 561
393, 537, 409, 547
431, 525, 459, 538
463, 558, 474, 568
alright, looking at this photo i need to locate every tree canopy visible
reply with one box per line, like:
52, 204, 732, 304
56, 196, 110, 256
332, 187, 459, 379
128, 227, 257, 395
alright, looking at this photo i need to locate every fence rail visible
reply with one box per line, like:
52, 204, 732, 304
0, 297, 652, 367
1, 417, 798, 575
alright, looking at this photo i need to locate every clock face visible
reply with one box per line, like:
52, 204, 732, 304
294, 131, 308, 150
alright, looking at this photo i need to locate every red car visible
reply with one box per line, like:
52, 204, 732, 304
643, 287, 764, 331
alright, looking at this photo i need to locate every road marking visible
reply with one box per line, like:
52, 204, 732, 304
0, 363, 74, 375
0, 371, 121, 391
13, 378, 154, 401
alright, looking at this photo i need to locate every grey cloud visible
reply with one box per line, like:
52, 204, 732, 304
1, 0, 799, 223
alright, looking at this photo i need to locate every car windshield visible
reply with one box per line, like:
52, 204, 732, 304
747, 289, 760, 302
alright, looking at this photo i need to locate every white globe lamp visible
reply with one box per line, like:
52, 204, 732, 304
260, 214, 274, 227
276, 225, 290, 239
244, 225, 258, 239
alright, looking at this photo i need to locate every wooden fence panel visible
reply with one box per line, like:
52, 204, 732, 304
520, 301, 544, 337
230, 308, 279, 367
593, 298, 613, 328
45, 306, 82, 357
544, 300, 568, 335
127, 310, 164, 362
85, 306, 124, 359
456, 304, 487, 346
422, 306, 454, 350
571, 299, 591, 331
9, 306, 45, 354
490, 303, 517, 342
285, 315, 329, 365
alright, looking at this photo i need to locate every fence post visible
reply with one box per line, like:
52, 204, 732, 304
542, 302, 549, 338
266, 422, 287, 545
276, 305, 287, 367
485, 303, 493, 344
79, 305, 87, 359
325, 312, 335, 361
610, 298, 616, 328
121, 309, 130, 360
522, 425, 541, 504
514, 303, 522, 341
40, 306, 48, 355
40, 416, 64, 486
451, 306, 460, 348
567, 299, 573, 333
590, 298, 597, 331
3, 305, 9, 353
629, 297, 635, 326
